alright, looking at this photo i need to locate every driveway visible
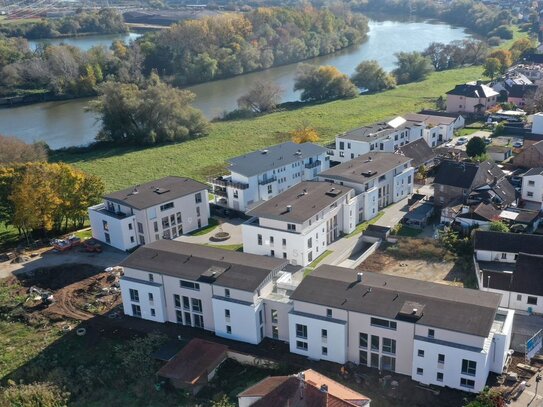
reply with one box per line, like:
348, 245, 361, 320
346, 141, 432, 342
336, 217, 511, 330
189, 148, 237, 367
176, 217, 244, 246
453, 130, 492, 151
0, 245, 127, 279
374, 198, 409, 228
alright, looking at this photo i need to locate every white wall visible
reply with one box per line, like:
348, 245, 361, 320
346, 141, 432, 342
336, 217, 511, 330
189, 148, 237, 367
475, 249, 517, 263
263, 298, 293, 342
521, 174, 543, 205
120, 276, 167, 322
212, 297, 264, 344
88, 205, 137, 251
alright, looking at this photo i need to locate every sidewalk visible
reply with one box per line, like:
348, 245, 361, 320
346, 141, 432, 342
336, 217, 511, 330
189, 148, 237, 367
510, 371, 543, 407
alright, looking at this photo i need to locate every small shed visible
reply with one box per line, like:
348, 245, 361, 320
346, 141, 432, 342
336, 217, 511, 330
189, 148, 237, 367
403, 202, 435, 229
487, 145, 513, 162
157, 338, 228, 394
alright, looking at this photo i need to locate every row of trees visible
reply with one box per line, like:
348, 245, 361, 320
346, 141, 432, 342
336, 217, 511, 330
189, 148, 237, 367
0, 162, 104, 241
483, 38, 535, 79
139, 8, 369, 86
0, 9, 127, 39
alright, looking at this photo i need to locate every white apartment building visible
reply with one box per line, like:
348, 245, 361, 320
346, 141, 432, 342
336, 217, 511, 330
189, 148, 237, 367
210, 142, 329, 212
288, 266, 514, 394
521, 168, 543, 208
88, 176, 210, 251
403, 113, 456, 147
119, 240, 291, 344
474, 230, 543, 313
242, 181, 357, 267
318, 152, 414, 223
327, 117, 423, 164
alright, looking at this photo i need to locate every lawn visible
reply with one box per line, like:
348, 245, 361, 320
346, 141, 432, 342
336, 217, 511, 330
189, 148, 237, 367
304, 249, 333, 275
206, 243, 243, 251
189, 218, 219, 236
54, 66, 485, 193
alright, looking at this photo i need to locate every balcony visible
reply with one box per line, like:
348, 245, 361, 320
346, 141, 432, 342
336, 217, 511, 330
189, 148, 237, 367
89, 203, 130, 220
258, 176, 277, 186
305, 160, 321, 169
210, 176, 249, 190
214, 188, 228, 198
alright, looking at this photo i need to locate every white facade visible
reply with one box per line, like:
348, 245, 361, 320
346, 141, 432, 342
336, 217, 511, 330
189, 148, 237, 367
89, 188, 209, 251
521, 172, 543, 207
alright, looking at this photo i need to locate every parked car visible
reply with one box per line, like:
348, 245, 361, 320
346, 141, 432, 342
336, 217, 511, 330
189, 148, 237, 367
483, 137, 492, 145
456, 137, 468, 145
512, 140, 523, 148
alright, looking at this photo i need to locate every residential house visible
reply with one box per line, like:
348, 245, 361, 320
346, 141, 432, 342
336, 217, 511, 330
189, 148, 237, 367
521, 167, 543, 208
474, 231, 543, 312
327, 117, 423, 164
210, 142, 329, 212
491, 72, 537, 107
445, 81, 499, 114
88, 176, 210, 251
288, 266, 514, 393
119, 240, 291, 344
318, 152, 414, 223
238, 369, 371, 407
513, 139, 543, 168
242, 181, 357, 267
487, 145, 513, 162
512, 63, 543, 85
418, 110, 466, 129
397, 139, 436, 171
433, 160, 511, 208
403, 112, 457, 147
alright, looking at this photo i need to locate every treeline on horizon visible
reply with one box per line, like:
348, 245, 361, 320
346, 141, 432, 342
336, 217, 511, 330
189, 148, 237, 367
0, 9, 127, 39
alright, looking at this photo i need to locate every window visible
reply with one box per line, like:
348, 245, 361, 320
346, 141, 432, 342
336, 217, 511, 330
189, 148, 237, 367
131, 304, 141, 318
437, 372, 444, 382
184, 312, 191, 326
194, 314, 204, 328
195, 192, 202, 203
160, 202, 174, 211
259, 310, 263, 325
296, 324, 308, 339
382, 355, 396, 372
307, 237, 312, 249
382, 338, 396, 355
371, 335, 379, 351
225, 289, 230, 298
528, 296, 538, 305
371, 353, 379, 368
272, 326, 279, 339
225, 309, 230, 321
517, 294, 522, 301
180, 280, 200, 291
196, 207, 200, 217
308, 251, 313, 262
102, 220, 109, 231
270, 249, 275, 257
191, 298, 202, 313
269, 236, 274, 245
529, 180, 535, 186
438, 354, 445, 365
417, 368, 423, 375
271, 309, 278, 324
460, 378, 475, 389
296, 341, 308, 351
287, 224, 296, 231
105, 233, 110, 244
371, 317, 397, 330
322, 346, 328, 356
501, 253, 507, 259
150, 308, 156, 317
129, 289, 139, 302
130, 236, 135, 243
182, 296, 190, 310
418, 349, 425, 357
137, 222, 144, 234
359, 351, 368, 365
428, 329, 435, 338
283, 252, 287, 259
176, 212, 182, 225
148, 273, 154, 282
282, 238, 287, 247
226, 325, 232, 334
176, 310, 183, 323
233, 190, 239, 199
267, 184, 272, 194
258, 234, 263, 245
128, 223, 133, 231
461, 359, 477, 376
174, 294, 181, 308
148, 292, 154, 302
359, 333, 368, 349
153, 222, 158, 233
163, 229, 171, 239
322, 329, 328, 340
339, 141, 344, 150
170, 214, 176, 225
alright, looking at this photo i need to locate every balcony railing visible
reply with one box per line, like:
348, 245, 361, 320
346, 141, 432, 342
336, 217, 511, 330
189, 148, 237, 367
258, 176, 277, 186
305, 160, 321, 169
214, 188, 228, 198
209, 176, 249, 190
90, 203, 130, 220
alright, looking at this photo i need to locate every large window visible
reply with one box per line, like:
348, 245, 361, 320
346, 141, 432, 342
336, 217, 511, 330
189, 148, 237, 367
371, 317, 397, 330
131, 304, 141, 318
160, 202, 174, 211
460, 378, 475, 389
182, 296, 190, 310
296, 341, 308, 351
381, 355, 396, 372
194, 314, 204, 328
271, 309, 278, 324
528, 296, 538, 305
371, 335, 379, 351
296, 324, 307, 339
359, 333, 368, 349
382, 338, 396, 355
174, 294, 181, 308
461, 359, 477, 376
287, 223, 296, 231
195, 192, 202, 203
129, 289, 139, 302
191, 298, 202, 313
359, 351, 368, 366
257, 234, 262, 245
180, 280, 200, 291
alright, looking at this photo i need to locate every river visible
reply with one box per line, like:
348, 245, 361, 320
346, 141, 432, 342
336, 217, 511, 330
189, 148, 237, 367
0, 19, 470, 150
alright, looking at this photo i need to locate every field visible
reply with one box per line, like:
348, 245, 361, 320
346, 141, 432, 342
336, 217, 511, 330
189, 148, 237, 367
54, 65, 484, 193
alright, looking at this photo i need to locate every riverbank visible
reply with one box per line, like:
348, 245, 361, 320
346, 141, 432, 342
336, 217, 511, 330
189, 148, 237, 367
54, 64, 484, 192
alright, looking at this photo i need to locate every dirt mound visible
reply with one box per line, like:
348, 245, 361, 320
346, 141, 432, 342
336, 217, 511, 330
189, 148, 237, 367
17, 263, 103, 290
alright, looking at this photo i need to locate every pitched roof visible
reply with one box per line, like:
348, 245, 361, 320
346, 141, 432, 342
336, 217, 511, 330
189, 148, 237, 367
434, 160, 480, 189
120, 240, 287, 291
290, 266, 501, 338
473, 231, 543, 255
319, 152, 412, 185
246, 181, 352, 224
456, 202, 501, 222
404, 112, 456, 126
446, 82, 499, 98
105, 176, 207, 210
482, 253, 543, 297
523, 167, 543, 176
157, 338, 228, 384
397, 139, 436, 168
336, 117, 416, 142
506, 84, 537, 99
227, 142, 326, 177
238, 376, 291, 397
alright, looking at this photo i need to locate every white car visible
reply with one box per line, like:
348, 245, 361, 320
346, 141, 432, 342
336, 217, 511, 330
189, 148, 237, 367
456, 137, 468, 145
512, 140, 523, 148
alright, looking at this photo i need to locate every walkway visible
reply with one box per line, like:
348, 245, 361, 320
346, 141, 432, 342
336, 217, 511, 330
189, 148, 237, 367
374, 198, 409, 228
509, 369, 543, 407
175, 218, 244, 246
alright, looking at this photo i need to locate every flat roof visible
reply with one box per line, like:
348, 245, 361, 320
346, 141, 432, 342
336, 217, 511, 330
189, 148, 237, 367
404, 112, 456, 126
319, 152, 411, 185
246, 181, 352, 224
337, 118, 416, 142
290, 266, 501, 338
105, 176, 207, 210
120, 240, 287, 292
227, 142, 326, 177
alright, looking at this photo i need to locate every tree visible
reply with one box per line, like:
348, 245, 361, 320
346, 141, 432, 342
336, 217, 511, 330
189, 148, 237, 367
510, 38, 533, 61
466, 136, 486, 157
237, 80, 283, 113
488, 50, 512, 74
211, 395, 236, 407
483, 58, 501, 80
351, 60, 396, 92
91, 75, 209, 145
0, 135, 47, 163
489, 221, 509, 233
464, 386, 505, 407
291, 127, 320, 144
392, 51, 434, 84
293, 64, 358, 102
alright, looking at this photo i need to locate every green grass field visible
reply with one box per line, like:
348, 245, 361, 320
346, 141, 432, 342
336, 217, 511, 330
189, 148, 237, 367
54, 66, 484, 193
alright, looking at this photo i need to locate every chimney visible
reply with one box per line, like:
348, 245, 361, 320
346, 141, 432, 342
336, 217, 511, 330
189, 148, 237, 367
320, 384, 328, 393
132, 186, 139, 194
357, 272, 363, 283
286, 205, 292, 212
